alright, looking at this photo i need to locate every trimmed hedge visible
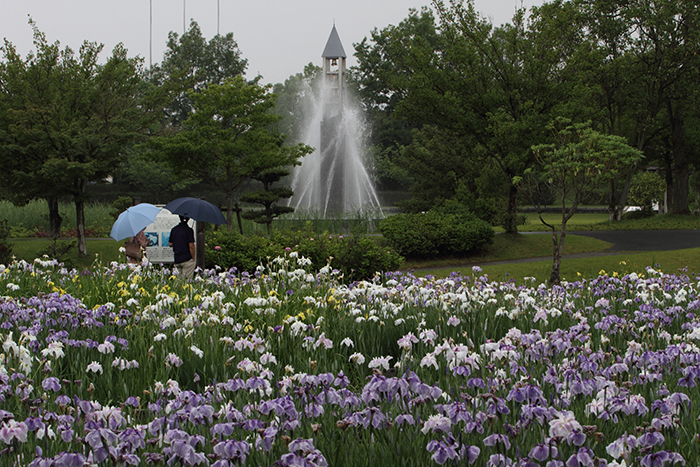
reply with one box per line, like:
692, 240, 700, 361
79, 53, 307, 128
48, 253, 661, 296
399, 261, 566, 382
205, 229, 402, 283
378, 210, 494, 258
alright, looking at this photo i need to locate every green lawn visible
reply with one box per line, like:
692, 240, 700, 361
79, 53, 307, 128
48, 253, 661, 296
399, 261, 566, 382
517, 212, 700, 231
9, 238, 122, 269
438, 247, 700, 284
401, 232, 612, 269
7, 211, 700, 281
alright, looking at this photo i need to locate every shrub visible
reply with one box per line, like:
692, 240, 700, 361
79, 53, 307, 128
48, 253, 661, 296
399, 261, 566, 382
0, 219, 13, 265
206, 228, 402, 282
205, 230, 284, 273
37, 238, 76, 267
271, 229, 402, 282
379, 208, 494, 258
110, 196, 135, 220
325, 235, 403, 283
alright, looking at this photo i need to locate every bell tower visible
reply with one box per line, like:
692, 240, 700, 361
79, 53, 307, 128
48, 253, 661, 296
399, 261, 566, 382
320, 24, 347, 214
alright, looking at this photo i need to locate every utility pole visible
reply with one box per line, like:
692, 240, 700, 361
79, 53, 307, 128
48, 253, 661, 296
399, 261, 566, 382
149, 0, 153, 71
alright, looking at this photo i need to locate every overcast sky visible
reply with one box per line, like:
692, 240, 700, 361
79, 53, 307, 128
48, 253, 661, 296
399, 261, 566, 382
1, 0, 544, 85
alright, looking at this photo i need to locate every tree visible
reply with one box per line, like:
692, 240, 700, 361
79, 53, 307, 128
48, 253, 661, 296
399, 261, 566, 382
627, 171, 666, 214
523, 119, 643, 284
351, 8, 438, 192
353, 1, 568, 232
272, 63, 322, 143
115, 151, 198, 204
240, 168, 295, 235
151, 20, 247, 126
574, 0, 700, 216
153, 76, 313, 230
0, 22, 150, 255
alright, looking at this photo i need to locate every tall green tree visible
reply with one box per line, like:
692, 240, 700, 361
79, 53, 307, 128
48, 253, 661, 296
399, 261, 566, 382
0, 22, 151, 255
353, 1, 570, 232
151, 20, 248, 126
574, 0, 700, 215
351, 8, 438, 192
524, 119, 643, 284
152, 76, 312, 230
272, 63, 321, 143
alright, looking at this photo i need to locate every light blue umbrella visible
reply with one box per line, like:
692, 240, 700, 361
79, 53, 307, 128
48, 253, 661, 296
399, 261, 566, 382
110, 203, 162, 241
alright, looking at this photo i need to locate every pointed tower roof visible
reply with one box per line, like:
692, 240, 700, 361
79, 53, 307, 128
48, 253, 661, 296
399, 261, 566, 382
322, 25, 346, 58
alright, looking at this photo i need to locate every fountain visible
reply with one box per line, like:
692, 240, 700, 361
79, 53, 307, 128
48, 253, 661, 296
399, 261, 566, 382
288, 25, 382, 217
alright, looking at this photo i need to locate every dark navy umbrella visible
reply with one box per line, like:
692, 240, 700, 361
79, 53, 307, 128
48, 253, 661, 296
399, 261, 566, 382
163, 197, 226, 225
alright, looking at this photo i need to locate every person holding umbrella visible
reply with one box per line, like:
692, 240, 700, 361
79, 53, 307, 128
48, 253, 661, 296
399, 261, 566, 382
110, 203, 161, 265
169, 216, 196, 278
126, 230, 148, 264
164, 197, 226, 271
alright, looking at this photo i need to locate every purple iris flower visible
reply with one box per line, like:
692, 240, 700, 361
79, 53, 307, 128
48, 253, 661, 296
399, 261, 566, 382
395, 414, 416, 426
529, 444, 550, 462
645, 451, 685, 467
52, 452, 87, 467
488, 454, 513, 466
29, 457, 53, 467
426, 439, 459, 465
85, 428, 118, 449
213, 439, 250, 462
59, 426, 74, 443
568, 430, 587, 446
334, 371, 350, 388
42, 377, 61, 392
119, 428, 145, 451
279, 438, 328, 467
0, 420, 28, 443
125, 396, 140, 408
467, 378, 485, 389
638, 431, 665, 448
565, 447, 594, 467
260, 426, 278, 452
483, 433, 512, 450
23, 417, 44, 432
461, 445, 480, 464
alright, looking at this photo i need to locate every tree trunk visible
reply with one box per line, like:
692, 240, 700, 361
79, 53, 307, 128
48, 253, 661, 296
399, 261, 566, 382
504, 182, 519, 234
226, 191, 234, 231
48, 198, 62, 240
669, 101, 689, 214
75, 179, 87, 257
607, 166, 636, 222
550, 209, 568, 285
235, 202, 243, 235
550, 229, 562, 285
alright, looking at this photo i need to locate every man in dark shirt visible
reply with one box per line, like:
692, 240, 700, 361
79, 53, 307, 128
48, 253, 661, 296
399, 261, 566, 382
169, 216, 196, 278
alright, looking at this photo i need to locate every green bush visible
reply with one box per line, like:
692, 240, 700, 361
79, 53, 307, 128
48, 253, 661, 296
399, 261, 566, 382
379, 208, 494, 258
0, 219, 13, 265
326, 235, 402, 283
205, 228, 402, 282
272, 230, 402, 282
110, 196, 135, 220
205, 230, 284, 273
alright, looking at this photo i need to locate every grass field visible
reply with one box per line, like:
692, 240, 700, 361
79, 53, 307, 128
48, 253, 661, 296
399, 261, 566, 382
517, 211, 700, 231
9, 238, 122, 269
414, 247, 700, 283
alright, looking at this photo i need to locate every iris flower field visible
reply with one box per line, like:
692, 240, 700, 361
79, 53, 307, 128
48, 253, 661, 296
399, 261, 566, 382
1, 252, 699, 466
